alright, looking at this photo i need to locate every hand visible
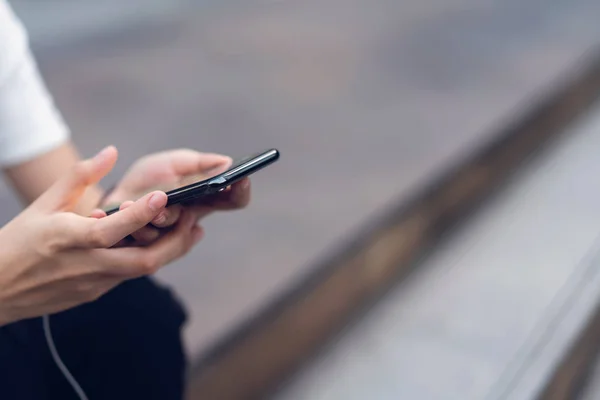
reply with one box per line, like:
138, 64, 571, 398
0, 147, 201, 325
101, 149, 251, 245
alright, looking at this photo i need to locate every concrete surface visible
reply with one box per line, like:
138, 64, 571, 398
275, 100, 600, 400
579, 355, 600, 399
4, 0, 600, 359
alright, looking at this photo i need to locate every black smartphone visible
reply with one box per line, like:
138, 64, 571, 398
105, 148, 279, 215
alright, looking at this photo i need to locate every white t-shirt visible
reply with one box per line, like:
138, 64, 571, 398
0, 1, 70, 167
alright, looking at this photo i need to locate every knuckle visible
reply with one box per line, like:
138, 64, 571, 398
36, 240, 58, 259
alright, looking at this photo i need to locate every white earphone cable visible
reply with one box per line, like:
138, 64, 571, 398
42, 314, 89, 400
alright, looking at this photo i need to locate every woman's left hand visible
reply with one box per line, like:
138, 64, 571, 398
97, 149, 251, 246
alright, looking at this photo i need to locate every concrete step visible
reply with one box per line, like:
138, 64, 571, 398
275, 93, 600, 400
578, 355, 600, 400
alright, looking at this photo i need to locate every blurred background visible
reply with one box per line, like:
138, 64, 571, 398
6, 1, 600, 398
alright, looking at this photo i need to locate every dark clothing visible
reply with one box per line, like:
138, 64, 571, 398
0, 277, 188, 399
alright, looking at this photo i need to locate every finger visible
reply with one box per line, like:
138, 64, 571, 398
102, 200, 135, 246
171, 203, 213, 222
96, 210, 200, 277
166, 149, 232, 177
122, 199, 166, 245
228, 178, 251, 209
81, 191, 167, 248
130, 226, 161, 245
189, 205, 214, 221
89, 209, 107, 219
35, 146, 118, 213
145, 210, 198, 265
107, 202, 135, 248
151, 205, 181, 228
119, 201, 135, 211
191, 224, 204, 242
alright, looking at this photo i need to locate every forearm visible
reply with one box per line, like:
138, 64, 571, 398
2, 141, 104, 215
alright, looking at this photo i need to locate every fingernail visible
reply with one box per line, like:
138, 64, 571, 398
148, 192, 166, 211
242, 179, 250, 189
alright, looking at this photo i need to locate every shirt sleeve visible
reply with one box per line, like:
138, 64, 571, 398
0, 1, 70, 167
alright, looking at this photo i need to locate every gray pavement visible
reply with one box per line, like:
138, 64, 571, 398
276, 98, 600, 400
579, 353, 600, 399
4, 0, 600, 360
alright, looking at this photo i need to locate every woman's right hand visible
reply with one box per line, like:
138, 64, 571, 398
0, 146, 201, 326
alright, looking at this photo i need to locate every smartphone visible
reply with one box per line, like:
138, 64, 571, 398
105, 148, 279, 215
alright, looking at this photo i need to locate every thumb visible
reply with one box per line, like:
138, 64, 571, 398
34, 146, 118, 212
167, 150, 231, 177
